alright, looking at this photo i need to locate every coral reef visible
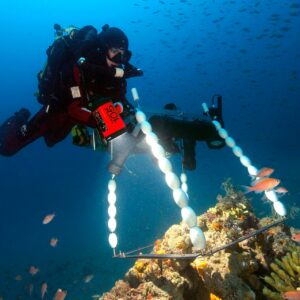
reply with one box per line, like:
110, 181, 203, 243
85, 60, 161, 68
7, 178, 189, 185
100, 180, 296, 300
100, 280, 172, 300
262, 243, 300, 299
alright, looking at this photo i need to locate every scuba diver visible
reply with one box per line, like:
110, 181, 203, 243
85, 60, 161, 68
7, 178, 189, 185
0, 24, 142, 155
0, 23, 225, 173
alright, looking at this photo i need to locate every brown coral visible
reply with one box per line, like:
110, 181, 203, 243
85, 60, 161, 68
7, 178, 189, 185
100, 181, 297, 300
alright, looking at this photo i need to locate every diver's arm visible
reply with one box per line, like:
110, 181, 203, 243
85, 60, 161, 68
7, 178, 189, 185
67, 100, 98, 128
78, 60, 117, 78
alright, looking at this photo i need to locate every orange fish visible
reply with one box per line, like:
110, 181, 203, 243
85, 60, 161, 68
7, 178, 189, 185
291, 233, 300, 243
254, 167, 274, 178
29, 265, 39, 276
282, 290, 300, 300
50, 237, 59, 247
275, 187, 288, 195
245, 178, 280, 193
54, 288, 67, 300
41, 282, 47, 299
43, 213, 55, 224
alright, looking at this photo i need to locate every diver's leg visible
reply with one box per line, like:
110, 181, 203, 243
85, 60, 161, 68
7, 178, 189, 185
42, 113, 75, 147
0, 106, 64, 156
43, 99, 98, 147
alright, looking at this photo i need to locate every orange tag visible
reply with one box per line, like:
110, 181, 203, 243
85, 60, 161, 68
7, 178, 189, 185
94, 101, 126, 139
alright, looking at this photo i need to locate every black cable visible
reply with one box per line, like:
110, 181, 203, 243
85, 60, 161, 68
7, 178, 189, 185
114, 218, 286, 260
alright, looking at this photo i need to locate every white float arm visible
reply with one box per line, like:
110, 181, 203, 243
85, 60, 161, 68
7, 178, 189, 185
135, 98, 206, 250
107, 175, 118, 255
202, 101, 286, 217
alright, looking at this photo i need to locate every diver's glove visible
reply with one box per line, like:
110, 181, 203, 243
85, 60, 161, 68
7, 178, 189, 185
123, 63, 143, 79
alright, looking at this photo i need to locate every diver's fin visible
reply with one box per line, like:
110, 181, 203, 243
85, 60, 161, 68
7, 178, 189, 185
0, 108, 31, 144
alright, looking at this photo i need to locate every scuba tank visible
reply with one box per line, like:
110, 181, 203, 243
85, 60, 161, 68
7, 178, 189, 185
36, 24, 90, 105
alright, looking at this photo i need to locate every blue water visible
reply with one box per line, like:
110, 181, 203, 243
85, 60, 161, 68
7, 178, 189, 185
0, 0, 299, 298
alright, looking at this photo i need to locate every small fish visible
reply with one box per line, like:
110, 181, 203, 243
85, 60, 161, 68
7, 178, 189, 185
275, 186, 288, 195
14, 274, 22, 281
282, 290, 300, 300
291, 233, 300, 243
54, 288, 67, 300
43, 213, 55, 224
83, 274, 94, 283
244, 178, 280, 193
41, 282, 47, 299
50, 238, 59, 247
29, 265, 39, 276
253, 167, 274, 179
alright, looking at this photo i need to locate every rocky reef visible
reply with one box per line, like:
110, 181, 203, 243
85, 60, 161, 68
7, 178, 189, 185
100, 180, 297, 300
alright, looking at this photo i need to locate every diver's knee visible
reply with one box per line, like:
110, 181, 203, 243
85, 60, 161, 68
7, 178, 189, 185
44, 138, 56, 148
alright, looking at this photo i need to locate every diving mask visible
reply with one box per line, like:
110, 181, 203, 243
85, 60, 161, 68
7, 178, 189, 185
108, 47, 132, 65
